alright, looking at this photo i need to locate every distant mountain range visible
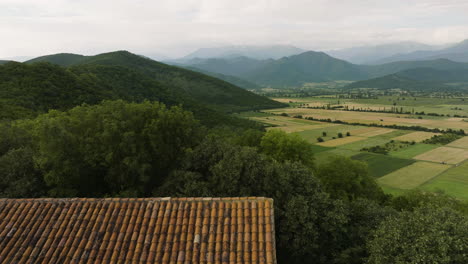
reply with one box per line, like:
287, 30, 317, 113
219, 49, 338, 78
179, 45, 306, 60
243, 51, 368, 87
177, 50, 468, 88
372, 39, 468, 64
327, 42, 440, 64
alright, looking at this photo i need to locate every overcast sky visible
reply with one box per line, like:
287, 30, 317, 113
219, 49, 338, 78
1, 0, 468, 59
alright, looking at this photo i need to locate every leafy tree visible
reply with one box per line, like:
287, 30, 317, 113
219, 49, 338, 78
338, 132, 343, 138
316, 156, 387, 202
33, 100, 202, 196
157, 137, 348, 263
0, 147, 45, 197
334, 199, 397, 264
260, 129, 315, 169
391, 190, 468, 215
317, 137, 325, 142
367, 206, 468, 264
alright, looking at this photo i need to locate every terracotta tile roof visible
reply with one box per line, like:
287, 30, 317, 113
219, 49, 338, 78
0, 197, 276, 264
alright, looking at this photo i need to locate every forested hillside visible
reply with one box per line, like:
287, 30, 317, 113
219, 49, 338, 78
25, 51, 284, 112
345, 74, 452, 91
185, 66, 261, 90
361, 58, 468, 78
244, 51, 368, 87
26, 53, 86, 66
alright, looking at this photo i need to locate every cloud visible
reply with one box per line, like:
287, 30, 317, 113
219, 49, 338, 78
0, 0, 467, 58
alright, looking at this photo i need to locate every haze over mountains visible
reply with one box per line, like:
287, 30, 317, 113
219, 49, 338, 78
179, 45, 306, 61
175, 46, 468, 89
373, 39, 468, 64
327, 42, 440, 64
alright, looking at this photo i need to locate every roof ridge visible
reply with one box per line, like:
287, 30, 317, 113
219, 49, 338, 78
0, 197, 272, 203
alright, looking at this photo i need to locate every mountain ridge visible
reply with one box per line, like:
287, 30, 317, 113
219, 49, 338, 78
181, 45, 305, 60
372, 39, 468, 64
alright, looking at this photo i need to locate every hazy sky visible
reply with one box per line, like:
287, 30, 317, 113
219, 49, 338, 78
1, 0, 468, 59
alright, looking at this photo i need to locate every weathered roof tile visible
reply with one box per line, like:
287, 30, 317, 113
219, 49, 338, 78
0, 197, 276, 264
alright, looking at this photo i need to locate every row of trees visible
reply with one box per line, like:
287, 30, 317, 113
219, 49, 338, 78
0, 100, 467, 263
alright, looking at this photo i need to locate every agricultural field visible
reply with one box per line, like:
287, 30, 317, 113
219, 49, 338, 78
265, 107, 468, 130
421, 161, 468, 200
241, 97, 468, 200
392, 131, 440, 142
272, 95, 468, 116
446, 136, 468, 149
414, 146, 468, 165
352, 153, 415, 178
377, 162, 451, 190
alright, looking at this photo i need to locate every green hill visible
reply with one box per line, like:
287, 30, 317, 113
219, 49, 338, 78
27, 51, 283, 112
346, 65, 468, 91
185, 66, 261, 90
0, 60, 11, 65
26, 53, 86, 66
397, 68, 468, 82
345, 74, 452, 91
361, 59, 468, 78
244, 51, 368, 87
1, 51, 286, 127
176, 56, 268, 77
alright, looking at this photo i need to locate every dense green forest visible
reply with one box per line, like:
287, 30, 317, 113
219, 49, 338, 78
25, 51, 284, 112
345, 74, 454, 91
0, 53, 284, 126
1, 52, 467, 263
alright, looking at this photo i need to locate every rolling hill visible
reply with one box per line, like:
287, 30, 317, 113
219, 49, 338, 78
24, 51, 284, 112
345, 74, 451, 91
397, 68, 468, 83
174, 56, 269, 77
243, 51, 368, 87
185, 67, 261, 90
26, 53, 87, 66
360, 58, 468, 78
345, 66, 468, 92
2, 51, 285, 127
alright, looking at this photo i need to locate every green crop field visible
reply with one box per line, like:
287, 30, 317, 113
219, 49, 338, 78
390, 144, 439, 159
377, 162, 451, 190
314, 148, 360, 165
338, 130, 410, 151
421, 161, 468, 200
351, 153, 415, 178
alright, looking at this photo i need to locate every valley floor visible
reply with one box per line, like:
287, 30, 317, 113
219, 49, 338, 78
238, 96, 468, 200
